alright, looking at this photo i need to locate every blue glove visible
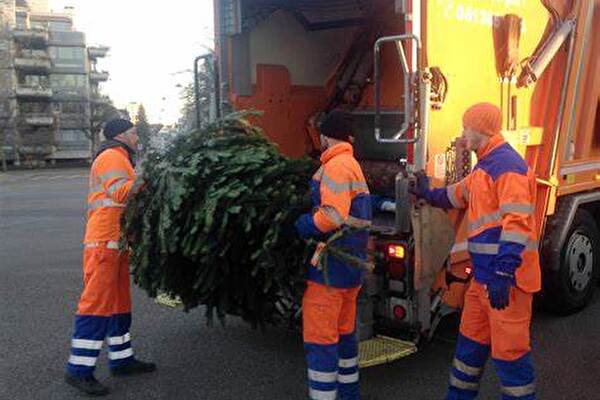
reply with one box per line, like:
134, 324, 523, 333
487, 272, 513, 310
409, 171, 431, 200
294, 213, 322, 240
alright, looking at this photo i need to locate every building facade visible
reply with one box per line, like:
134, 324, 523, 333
0, 0, 110, 165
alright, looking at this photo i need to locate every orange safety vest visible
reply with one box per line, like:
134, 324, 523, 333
84, 146, 135, 243
307, 142, 372, 288
436, 135, 541, 293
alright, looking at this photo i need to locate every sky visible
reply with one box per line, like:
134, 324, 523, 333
49, 0, 214, 125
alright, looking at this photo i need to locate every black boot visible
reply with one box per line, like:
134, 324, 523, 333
65, 373, 110, 396
110, 359, 156, 376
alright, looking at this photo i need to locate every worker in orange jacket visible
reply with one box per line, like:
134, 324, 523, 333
295, 110, 372, 400
412, 103, 540, 399
65, 119, 155, 396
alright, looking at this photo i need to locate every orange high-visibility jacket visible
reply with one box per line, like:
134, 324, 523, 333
305, 142, 372, 288
84, 146, 136, 243
428, 134, 541, 292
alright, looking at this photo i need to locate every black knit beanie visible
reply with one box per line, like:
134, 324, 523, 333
319, 110, 354, 142
103, 118, 134, 140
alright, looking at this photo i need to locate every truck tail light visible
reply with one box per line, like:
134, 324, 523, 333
393, 305, 407, 320
387, 244, 405, 260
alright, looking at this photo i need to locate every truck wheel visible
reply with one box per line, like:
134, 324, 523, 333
545, 209, 600, 314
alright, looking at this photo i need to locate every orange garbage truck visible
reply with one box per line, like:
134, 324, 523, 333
204, 0, 599, 366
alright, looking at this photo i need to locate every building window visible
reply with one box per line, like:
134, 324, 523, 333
49, 46, 86, 66
30, 21, 47, 30
48, 21, 72, 32
59, 47, 85, 61
19, 102, 50, 114
16, 15, 27, 29
59, 129, 87, 142
22, 75, 50, 87
60, 102, 85, 114
50, 74, 87, 88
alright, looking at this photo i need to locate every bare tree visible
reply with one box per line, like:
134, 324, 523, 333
90, 99, 120, 153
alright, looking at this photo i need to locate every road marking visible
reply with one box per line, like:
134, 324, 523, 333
0, 173, 88, 184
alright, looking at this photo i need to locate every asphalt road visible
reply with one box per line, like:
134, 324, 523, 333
1, 168, 599, 400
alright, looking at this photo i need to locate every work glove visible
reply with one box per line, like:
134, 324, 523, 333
371, 195, 396, 213
408, 170, 431, 200
295, 213, 320, 240
487, 270, 515, 310
380, 201, 396, 212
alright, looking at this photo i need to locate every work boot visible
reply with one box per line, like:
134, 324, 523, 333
64, 373, 110, 396
110, 359, 156, 376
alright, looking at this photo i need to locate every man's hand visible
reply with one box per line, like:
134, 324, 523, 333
409, 170, 431, 200
487, 272, 513, 310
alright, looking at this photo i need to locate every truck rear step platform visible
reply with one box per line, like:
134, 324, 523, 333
156, 293, 418, 367
359, 336, 417, 368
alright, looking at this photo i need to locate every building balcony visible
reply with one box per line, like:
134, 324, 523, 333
89, 71, 109, 82
23, 113, 55, 126
13, 28, 49, 47
14, 56, 52, 74
91, 94, 111, 105
88, 46, 109, 59
16, 86, 53, 99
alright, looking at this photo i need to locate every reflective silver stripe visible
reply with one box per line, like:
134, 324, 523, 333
468, 211, 501, 232
85, 241, 120, 249
350, 182, 369, 192
108, 348, 133, 360
338, 371, 359, 384
313, 166, 324, 181
108, 332, 131, 346
500, 231, 531, 246
501, 383, 536, 397
446, 184, 462, 208
500, 203, 534, 215
98, 170, 130, 184
88, 183, 104, 194
451, 241, 468, 254
321, 173, 368, 194
321, 205, 344, 226
88, 198, 125, 210
339, 357, 358, 368
468, 242, 499, 255
71, 339, 103, 350
309, 388, 337, 400
467, 239, 538, 255
68, 355, 97, 367
346, 216, 371, 229
452, 358, 483, 377
307, 369, 337, 383
107, 178, 129, 194
449, 375, 479, 391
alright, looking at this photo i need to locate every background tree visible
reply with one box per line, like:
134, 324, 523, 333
136, 104, 151, 152
90, 99, 120, 154
178, 52, 215, 133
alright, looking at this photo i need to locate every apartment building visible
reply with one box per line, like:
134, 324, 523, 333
0, 0, 110, 166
